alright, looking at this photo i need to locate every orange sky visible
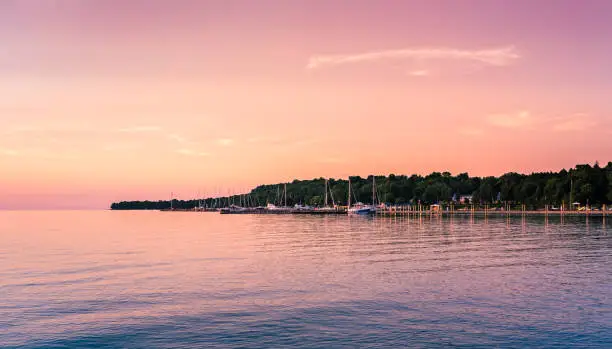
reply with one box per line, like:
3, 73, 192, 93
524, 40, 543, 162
1, 1, 611, 209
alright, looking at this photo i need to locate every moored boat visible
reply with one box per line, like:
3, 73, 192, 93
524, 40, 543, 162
347, 176, 378, 215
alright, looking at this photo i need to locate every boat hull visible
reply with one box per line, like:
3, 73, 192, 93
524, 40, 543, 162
348, 207, 376, 215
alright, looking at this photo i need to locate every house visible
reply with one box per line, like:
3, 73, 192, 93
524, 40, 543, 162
459, 195, 472, 204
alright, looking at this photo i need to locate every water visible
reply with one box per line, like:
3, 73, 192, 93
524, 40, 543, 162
1, 211, 611, 348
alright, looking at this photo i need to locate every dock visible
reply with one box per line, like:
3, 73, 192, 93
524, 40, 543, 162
219, 207, 346, 215
162, 205, 609, 217
375, 204, 609, 217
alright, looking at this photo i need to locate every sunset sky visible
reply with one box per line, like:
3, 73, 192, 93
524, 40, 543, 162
1, 0, 611, 209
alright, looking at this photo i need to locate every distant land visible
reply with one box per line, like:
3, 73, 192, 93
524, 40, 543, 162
111, 162, 612, 210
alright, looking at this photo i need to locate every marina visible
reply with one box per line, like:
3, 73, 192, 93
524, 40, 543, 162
114, 164, 612, 219
162, 204, 610, 217
160, 174, 610, 217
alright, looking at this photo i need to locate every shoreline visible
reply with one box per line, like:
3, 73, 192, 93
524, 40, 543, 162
152, 208, 609, 217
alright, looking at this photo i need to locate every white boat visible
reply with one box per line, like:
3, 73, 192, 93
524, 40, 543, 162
219, 204, 248, 214
347, 176, 378, 215
266, 203, 283, 210
348, 202, 376, 215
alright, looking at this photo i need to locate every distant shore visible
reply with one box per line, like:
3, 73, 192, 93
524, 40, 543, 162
148, 206, 610, 217
110, 162, 612, 212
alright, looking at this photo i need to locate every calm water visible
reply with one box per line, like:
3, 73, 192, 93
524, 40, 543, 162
1, 211, 611, 348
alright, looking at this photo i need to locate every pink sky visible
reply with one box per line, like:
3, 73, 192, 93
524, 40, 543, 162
1, 0, 611, 209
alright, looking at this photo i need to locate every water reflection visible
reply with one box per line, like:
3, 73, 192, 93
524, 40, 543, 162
0, 211, 610, 348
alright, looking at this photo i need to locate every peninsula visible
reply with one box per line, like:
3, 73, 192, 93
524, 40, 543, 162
111, 162, 612, 212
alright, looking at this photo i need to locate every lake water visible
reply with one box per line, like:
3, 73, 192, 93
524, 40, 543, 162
1, 211, 611, 348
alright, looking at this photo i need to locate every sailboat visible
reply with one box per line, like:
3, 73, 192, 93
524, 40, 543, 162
317, 178, 338, 212
347, 176, 377, 215
266, 183, 292, 212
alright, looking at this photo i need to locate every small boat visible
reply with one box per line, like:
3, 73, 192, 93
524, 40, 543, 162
348, 202, 376, 215
219, 205, 248, 214
266, 203, 285, 211
347, 176, 378, 215
294, 204, 313, 211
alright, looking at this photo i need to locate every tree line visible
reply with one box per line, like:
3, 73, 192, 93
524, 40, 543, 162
110, 162, 612, 210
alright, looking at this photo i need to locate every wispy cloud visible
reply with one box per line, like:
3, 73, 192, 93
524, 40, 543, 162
102, 142, 143, 151
247, 137, 319, 147
118, 126, 162, 133
551, 113, 598, 132
487, 111, 532, 128
481, 110, 599, 133
0, 147, 79, 160
307, 46, 520, 69
1, 148, 19, 156
37, 151, 80, 160
4, 125, 39, 135
176, 149, 210, 157
4, 124, 93, 136
167, 133, 188, 143
216, 138, 235, 146
247, 137, 282, 144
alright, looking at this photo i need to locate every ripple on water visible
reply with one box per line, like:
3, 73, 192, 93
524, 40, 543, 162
0, 212, 611, 348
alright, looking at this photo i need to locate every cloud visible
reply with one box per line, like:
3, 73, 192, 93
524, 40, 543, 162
102, 142, 143, 151
408, 69, 430, 77
247, 137, 318, 147
4, 125, 39, 135
0, 147, 79, 160
307, 46, 520, 69
176, 149, 210, 157
167, 133, 188, 143
247, 137, 282, 144
216, 138, 235, 146
487, 111, 532, 128
551, 113, 597, 132
118, 126, 162, 133
1, 148, 19, 156
479, 111, 598, 133
37, 151, 80, 160
4, 124, 94, 136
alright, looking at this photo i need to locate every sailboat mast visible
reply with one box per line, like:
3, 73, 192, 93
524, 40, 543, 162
324, 179, 328, 207
348, 178, 351, 208
331, 184, 336, 206
372, 176, 376, 205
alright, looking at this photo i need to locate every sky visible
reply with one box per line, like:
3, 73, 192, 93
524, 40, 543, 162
1, 0, 611, 209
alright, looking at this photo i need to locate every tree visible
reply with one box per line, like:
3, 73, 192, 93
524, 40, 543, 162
111, 163, 612, 209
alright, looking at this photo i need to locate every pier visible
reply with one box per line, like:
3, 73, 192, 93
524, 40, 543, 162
219, 207, 346, 215
375, 204, 609, 217
163, 204, 609, 217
